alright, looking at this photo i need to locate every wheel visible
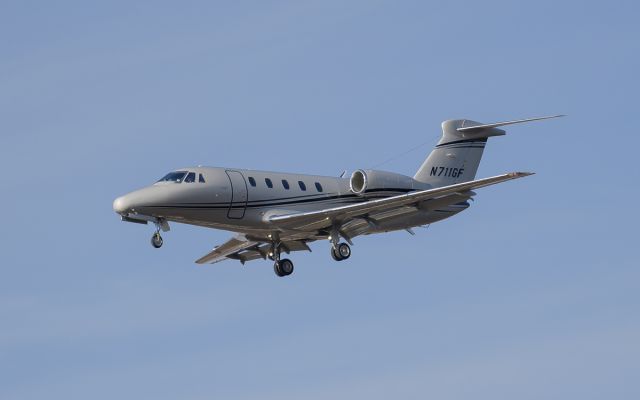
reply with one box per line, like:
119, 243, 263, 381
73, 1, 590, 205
279, 259, 294, 276
151, 232, 163, 248
337, 243, 351, 260
273, 259, 294, 277
331, 246, 342, 261
330, 242, 351, 261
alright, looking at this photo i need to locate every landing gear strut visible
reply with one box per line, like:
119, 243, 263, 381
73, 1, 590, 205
331, 242, 351, 261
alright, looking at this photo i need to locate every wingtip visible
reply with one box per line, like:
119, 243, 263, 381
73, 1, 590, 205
531, 114, 566, 120
511, 171, 535, 177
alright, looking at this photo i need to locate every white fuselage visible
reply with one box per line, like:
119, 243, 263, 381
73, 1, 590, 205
113, 166, 469, 241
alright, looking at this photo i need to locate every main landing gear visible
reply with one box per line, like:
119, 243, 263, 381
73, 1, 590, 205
328, 226, 352, 262
270, 240, 294, 277
274, 258, 294, 277
331, 242, 351, 261
271, 241, 351, 277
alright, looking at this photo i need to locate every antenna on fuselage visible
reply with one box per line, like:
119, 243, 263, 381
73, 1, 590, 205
339, 170, 347, 178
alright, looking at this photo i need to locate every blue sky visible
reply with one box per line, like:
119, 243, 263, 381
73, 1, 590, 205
1, 1, 638, 399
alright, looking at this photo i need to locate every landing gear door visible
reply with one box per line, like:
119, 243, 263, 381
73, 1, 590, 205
225, 170, 248, 219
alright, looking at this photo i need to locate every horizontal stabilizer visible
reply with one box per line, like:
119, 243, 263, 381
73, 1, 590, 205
456, 115, 565, 133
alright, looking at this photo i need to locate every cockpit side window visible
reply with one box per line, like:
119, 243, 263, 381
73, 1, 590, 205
185, 172, 196, 183
199, 174, 206, 183
158, 171, 188, 183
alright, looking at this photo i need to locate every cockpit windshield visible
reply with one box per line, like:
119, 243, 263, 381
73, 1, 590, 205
157, 171, 188, 183
184, 172, 196, 183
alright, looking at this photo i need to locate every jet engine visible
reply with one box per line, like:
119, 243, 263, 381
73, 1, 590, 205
349, 169, 419, 196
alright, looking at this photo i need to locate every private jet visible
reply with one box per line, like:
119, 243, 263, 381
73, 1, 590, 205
113, 115, 562, 277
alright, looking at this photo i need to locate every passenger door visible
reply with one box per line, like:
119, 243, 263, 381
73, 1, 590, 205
225, 170, 248, 219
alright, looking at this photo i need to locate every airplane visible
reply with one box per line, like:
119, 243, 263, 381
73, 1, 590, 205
113, 115, 562, 277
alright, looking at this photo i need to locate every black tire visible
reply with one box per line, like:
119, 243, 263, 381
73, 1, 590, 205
151, 233, 163, 248
274, 262, 284, 277
279, 258, 294, 276
331, 246, 343, 261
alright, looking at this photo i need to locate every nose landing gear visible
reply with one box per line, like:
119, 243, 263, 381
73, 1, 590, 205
150, 219, 168, 249
151, 232, 163, 248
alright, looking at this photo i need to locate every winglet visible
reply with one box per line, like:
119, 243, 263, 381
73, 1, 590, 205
510, 171, 535, 178
456, 115, 565, 133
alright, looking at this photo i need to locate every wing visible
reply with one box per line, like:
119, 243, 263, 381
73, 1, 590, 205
268, 172, 532, 231
197, 172, 531, 265
195, 234, 313, 265
195, 235, 259, 264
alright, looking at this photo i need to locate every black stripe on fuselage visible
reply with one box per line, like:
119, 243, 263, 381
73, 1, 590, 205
146, 197, 362, 210
182, 192, 327, 206
177, 187, 414, 207
145, 189, 414, 210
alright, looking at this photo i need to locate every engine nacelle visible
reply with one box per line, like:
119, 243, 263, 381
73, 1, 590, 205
349, 169, 419, 196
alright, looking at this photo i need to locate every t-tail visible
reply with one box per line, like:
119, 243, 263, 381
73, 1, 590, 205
414, 115, 564, 187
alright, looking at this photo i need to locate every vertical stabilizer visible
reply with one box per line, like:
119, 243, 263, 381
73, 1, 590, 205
413, 119, 503, 187
414, 115, 563, 187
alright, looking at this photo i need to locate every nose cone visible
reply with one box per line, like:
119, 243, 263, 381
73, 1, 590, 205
113, 186, 169, 215
113, 195, 131, 214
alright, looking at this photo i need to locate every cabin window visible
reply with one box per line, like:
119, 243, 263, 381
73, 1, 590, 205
184, 172, 196, 183
298, 181, 306, 191
265, 178, 273, 188
248, 177, 256, 187
199, 174, 206, 183
315, 182, 323, 192
282, 179, 290, 190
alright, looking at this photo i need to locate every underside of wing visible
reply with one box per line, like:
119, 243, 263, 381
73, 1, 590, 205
195, 235, 259, 264
268, 172, 533, 232
195, 234, 313, 265
338, 191, 474, 239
